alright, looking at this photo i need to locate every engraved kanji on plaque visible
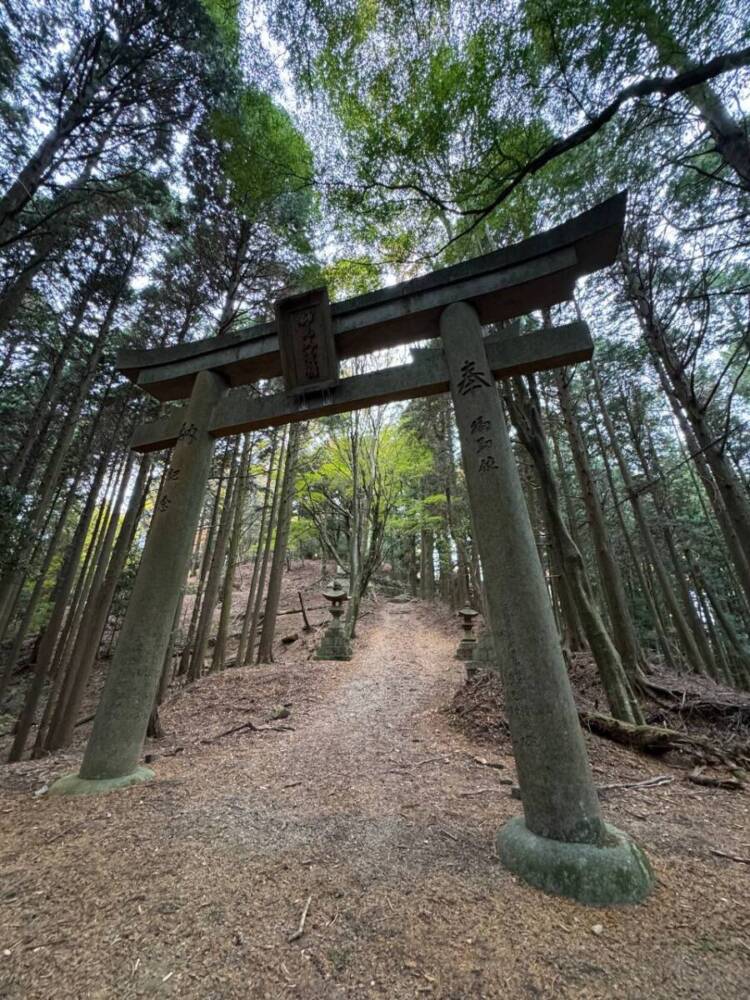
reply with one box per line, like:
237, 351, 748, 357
276, 287, 339, 395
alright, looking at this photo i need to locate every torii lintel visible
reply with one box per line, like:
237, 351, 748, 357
117, 192, 626, 404
131, 320, 593, 452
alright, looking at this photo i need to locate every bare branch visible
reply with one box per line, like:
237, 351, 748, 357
440, 45, 750, 249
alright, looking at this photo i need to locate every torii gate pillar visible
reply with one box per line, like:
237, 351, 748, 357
441, 302, 652, 904
50, 369, 228, 794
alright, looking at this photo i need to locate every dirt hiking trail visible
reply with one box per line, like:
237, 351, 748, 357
1, 598, 748, 999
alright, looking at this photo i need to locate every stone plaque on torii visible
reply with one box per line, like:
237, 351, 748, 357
51, 193, 653, 905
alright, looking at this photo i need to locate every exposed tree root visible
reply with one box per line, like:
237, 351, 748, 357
688, 767, 745, 791
638, 678, 750, 721
579, 710, 750, 780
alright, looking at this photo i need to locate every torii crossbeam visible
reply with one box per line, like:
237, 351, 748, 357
51, 192, 653, 907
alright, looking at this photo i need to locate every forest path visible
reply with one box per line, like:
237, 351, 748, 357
0, 598, 748, 999
237, 597, 479, 860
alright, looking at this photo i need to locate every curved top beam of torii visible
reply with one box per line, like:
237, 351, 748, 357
118, 191, 626, 404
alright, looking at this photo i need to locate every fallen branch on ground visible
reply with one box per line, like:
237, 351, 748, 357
638, 678, 750, 721
459, 782, 513, 796
597, 775, 673, 793
466, 753, 505, 770
288, 896, 312, 943
152, 746, 185, 759
199, 721, 293, 743
414, 755, 449, 768
298, 591, 312, 631
200, 720, 259, 743
688, 766, 745, 791
233, 605, 327, 626
388, 756, 448, 773
710, 848, 750, 865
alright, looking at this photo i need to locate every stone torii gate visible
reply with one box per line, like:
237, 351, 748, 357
50, 193, 653, 905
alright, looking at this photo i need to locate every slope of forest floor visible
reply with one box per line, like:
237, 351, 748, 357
0, 569, 748, 999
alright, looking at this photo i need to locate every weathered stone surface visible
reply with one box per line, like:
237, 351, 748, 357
277, 286, 339, 394
71, 190, 650, 906
131, 321, 593, 452
455, 638, 477, 661
49, 766, 155, 797
497, 817, 654, 906
465, 630, 495, 679
314, 632, 353, 661
316, 582, 353, 661
456, 606, 479, 661
69, 369, 227, 787
441, 301, 605, 846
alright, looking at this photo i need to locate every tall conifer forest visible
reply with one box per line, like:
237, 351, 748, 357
0, 2, 749, 997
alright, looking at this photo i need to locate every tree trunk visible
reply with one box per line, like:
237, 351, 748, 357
624, 259, 750, 571
420, 527, 435, 599
257, 425, 301, 663
178, 465, 225, 677
639, 2, 750, 187
0, 29, 106, 240
591, 364, 710, 677
212, 435, 253, 672
188, 440, 241, 681
32, 447, 111, 694
660, 364, 750, 612
0, 251, 134, 638
237, 431, 280, 666
625, 395, 720, 679
3, 266, 101, 493
0, 135, 109, 335
1, 464, 87, 709
245, 430, 288, 664
690, 553, 750, 689
556, 368, 643, 680
505, 375, 644, 724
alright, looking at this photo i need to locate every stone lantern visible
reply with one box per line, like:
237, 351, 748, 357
314, 579, 353, 661
456, 605, 479, 662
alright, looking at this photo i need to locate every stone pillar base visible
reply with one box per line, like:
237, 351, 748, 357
48, 765, 155, 797
455, 639, 476, 661
314, 632, 352, 661
496, 817, 654, 905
